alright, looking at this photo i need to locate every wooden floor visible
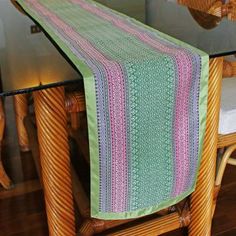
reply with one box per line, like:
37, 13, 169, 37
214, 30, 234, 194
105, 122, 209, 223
1, 97, 236, 236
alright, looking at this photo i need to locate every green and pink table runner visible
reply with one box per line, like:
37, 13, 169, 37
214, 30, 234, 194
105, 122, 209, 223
17, 0, 209, 219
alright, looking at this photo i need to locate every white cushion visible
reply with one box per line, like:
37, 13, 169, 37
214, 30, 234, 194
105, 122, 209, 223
219, 76, 236, 135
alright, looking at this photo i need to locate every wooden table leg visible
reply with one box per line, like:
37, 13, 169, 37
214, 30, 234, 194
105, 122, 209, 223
189, 57, 223, 235
13, 94, 30, 152
33, 87, 76, 236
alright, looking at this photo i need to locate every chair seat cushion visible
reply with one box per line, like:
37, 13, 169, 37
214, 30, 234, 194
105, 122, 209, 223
219, 77, 236, 135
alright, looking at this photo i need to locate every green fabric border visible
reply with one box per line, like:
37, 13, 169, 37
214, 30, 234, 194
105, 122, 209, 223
193, 55, 209, 188
93, 187, 194, 219
17, 0, 209, 220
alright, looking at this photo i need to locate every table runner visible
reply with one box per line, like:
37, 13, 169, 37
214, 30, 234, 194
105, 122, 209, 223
17, 0, 209, 219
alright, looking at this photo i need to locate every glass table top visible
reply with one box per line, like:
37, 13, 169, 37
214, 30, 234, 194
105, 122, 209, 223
146, 0, 236, 57
0, 0, 236, 95
0, 0, 80, 96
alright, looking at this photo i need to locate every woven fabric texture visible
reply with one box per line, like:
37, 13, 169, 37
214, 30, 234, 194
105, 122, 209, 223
17, 0, 209, 219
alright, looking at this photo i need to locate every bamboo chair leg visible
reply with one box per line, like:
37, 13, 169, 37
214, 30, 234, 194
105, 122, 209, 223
213, 144, 236, 215
216, 148, 225, 174
13, 94, 30, 152
189, 58, 224, 235
0, 99, 12, 189
215, 144, 236, 187
33, 87, 76, 236
0, 160, 12, 189
65, 91, 85, 130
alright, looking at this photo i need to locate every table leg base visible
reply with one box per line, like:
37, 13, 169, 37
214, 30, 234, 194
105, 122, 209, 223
189, 58, 223, 236
33, 87, 76, 236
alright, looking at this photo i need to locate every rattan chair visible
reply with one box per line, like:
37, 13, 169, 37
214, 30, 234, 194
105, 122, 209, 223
177, 0, 236, 20
13, 86, 85, 153
213, 58, 236, 214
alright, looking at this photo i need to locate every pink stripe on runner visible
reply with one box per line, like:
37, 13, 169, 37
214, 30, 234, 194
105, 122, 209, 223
72, 0, 192, 196
28, 0, 128, 212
